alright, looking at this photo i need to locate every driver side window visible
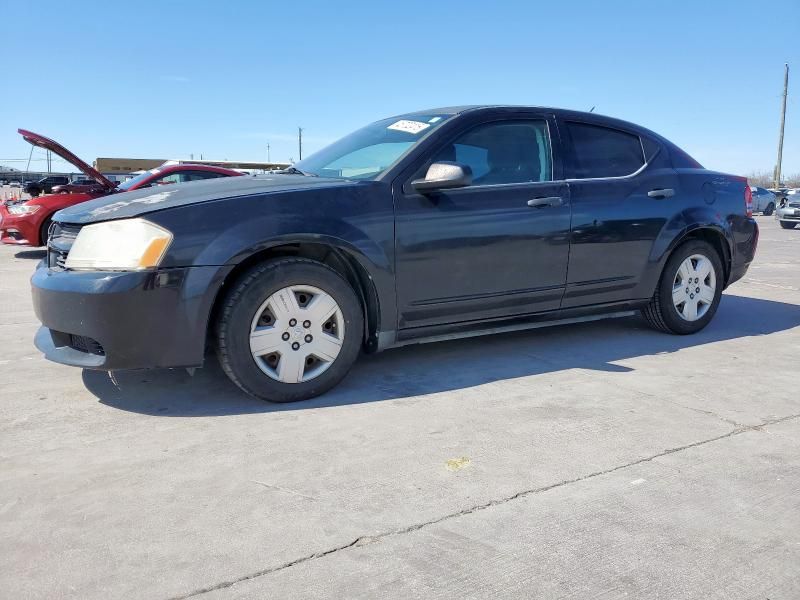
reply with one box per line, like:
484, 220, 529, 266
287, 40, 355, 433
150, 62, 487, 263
430, 120, 552, 186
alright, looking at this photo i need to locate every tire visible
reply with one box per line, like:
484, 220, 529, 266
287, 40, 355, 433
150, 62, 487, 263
39, 216, 53, 247
215, 258, 363, 402
779, 221, 796, 230
763, 202, 775, 216
642, 240, 724, 335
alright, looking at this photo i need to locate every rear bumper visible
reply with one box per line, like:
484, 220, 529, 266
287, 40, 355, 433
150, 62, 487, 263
31, 263, 231, 370
727, 218, 758, 287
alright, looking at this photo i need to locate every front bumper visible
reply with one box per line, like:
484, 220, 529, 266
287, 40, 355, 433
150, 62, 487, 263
0, 205, 39, 245
31, 263, 231, 370
776, 206, 800, 221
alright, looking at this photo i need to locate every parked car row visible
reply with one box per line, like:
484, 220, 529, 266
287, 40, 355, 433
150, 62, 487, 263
26, 105, 759, 403
744, 187, 800, 228
0, 129, 243, 246
25, 175, 70, 197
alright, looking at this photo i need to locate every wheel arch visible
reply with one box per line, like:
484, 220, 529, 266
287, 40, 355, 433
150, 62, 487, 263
669, 225, 732, 285
205, 239, 383, 355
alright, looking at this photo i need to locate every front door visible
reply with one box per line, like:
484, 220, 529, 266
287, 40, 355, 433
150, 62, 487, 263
393, 117, 572, 329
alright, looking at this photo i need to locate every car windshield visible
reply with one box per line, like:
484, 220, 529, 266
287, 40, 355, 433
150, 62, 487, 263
117, 169, 158, 191
292, 113, 453, 180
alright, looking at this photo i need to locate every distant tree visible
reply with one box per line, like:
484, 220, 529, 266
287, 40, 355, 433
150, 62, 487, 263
746, 170, 773, 187
746, 170, 800, 188
784, 173, 800, 187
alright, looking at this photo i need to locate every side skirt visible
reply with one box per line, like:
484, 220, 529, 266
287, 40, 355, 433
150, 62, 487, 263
376, 301, 648, 351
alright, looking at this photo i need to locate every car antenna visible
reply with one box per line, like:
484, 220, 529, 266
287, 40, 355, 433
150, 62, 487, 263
589, 106, 595, 112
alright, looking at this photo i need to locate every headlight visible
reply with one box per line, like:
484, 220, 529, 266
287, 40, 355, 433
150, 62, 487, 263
65, 218, 173, 271
8, 204, 41, 215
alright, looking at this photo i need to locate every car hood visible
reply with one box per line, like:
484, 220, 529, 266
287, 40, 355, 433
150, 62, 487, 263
18, 129, 117, 191
54, 174, 359, 224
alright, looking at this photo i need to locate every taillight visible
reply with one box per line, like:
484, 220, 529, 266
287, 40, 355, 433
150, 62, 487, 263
744, 186, 753, 217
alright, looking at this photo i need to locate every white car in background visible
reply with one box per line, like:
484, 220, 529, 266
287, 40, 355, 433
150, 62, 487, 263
776, 189, 800, 229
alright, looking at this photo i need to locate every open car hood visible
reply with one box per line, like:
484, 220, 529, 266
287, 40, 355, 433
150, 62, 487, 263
18, 129, 117, 192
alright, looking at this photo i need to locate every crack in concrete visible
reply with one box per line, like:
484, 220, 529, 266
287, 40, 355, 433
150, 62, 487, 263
664, 401, 746, 428
169, 413, 800, 600
250, 480, 317, 501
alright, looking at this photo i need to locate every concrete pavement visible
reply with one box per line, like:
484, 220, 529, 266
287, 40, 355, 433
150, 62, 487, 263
1, 214, 798, 599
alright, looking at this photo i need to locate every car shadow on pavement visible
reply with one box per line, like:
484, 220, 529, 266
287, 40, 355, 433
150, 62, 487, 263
82, 293, 800, 416
14, 250, 46, 260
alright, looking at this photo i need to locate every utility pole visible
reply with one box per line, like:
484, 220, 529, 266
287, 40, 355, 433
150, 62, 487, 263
298, 127, 303, 161
774, 63, 789, 188
267, 144, 271, 162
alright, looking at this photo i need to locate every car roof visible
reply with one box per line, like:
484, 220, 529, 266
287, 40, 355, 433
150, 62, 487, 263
156, 163, 241, 175
400, 105, 669, 142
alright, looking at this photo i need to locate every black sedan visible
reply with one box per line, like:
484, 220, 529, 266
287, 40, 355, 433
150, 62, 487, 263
25, 175, 70, 197
32, 106, 759, 402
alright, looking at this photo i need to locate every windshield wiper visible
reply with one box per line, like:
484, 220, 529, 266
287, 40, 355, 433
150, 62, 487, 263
276, 166, 317, 177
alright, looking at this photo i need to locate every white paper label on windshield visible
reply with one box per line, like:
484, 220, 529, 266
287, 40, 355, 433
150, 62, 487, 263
387, 120, 430, 135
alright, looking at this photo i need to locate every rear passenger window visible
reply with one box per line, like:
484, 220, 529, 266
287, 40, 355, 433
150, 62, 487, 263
565, 122, 645, 179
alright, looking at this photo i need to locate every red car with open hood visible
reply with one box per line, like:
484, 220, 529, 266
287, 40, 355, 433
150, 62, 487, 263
0, 129, 243, 247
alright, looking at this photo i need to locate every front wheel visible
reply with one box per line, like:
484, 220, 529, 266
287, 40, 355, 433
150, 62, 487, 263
763, 202, 775, 216
642, 240, 723, 335
779, 221, 796, 230
215, 258, 363, 402
39, 216, 53, 247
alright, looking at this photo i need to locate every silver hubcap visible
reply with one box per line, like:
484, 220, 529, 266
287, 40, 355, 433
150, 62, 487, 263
672, 254, 716, 321
249, 285, 345, 383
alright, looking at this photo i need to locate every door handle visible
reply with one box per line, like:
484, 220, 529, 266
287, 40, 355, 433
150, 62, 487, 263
648, 188, 675, 199
527, 196, 562, 208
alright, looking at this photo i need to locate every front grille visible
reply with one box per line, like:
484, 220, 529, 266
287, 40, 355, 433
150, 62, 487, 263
69, 334, 105, 356
47, 222, 82, 270
788, 201, 800, 209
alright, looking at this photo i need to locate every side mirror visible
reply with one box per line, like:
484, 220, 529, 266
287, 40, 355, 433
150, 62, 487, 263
411, 162, 472, 193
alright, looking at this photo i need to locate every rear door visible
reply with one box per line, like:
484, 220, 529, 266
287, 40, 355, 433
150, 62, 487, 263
559, 119, 680, 307
393, 113, 572, 329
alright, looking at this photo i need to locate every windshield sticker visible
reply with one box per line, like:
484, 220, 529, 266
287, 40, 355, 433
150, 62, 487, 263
428, 117, 442, 123
387, 120, 431, 135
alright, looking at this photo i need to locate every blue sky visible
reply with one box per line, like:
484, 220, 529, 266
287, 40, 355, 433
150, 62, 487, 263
1, 0, 798, 177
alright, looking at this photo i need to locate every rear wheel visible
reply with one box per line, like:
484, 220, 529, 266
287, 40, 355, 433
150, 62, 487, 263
779, 221, 796, 230
215, 258, 363, 402
642, 240, 723, 335
763, 202, 775, 216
